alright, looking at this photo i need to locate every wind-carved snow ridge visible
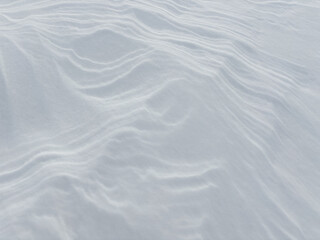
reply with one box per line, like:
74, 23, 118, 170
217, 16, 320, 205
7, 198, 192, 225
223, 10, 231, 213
0, 0, 320, 239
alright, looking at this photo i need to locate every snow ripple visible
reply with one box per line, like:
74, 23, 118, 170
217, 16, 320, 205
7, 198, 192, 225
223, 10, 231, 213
0, 0, 320, 239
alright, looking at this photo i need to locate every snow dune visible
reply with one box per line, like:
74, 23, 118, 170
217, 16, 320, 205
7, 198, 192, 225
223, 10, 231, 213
0, 0, 320, 239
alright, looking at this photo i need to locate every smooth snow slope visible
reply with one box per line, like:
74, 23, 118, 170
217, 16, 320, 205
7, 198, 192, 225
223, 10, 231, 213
1, 0, 320, 239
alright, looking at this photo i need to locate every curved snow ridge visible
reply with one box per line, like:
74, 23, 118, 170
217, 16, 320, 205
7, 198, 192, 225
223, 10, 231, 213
1, 0, 320, 239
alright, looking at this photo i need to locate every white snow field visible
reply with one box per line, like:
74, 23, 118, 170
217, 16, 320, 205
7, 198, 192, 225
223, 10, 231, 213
1, 0, 320, 239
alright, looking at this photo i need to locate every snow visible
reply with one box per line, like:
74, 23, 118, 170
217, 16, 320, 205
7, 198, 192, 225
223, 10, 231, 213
0, 0, 320, 239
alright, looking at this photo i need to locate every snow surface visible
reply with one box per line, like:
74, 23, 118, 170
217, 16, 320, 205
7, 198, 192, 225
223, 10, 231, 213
1, 0, 320, 239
